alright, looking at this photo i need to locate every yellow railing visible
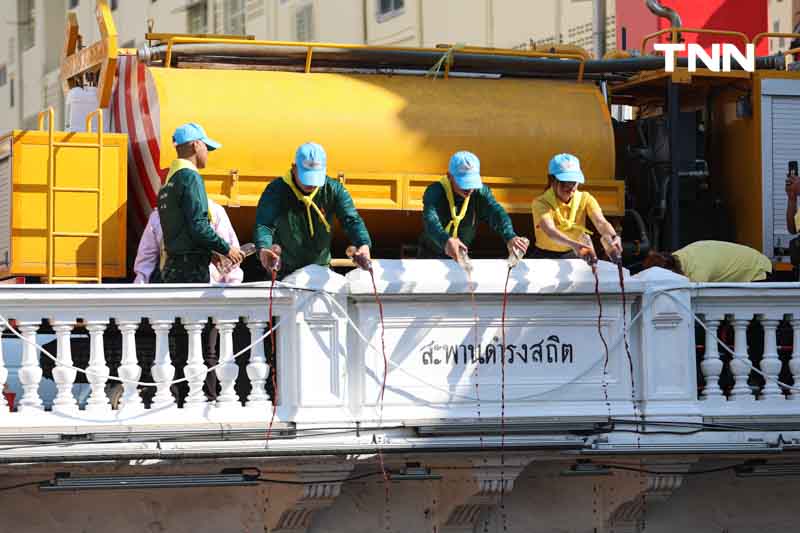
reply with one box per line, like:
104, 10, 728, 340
37, 107, 105, 284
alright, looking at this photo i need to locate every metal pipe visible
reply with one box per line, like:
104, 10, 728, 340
138, 43, 783, 73
667, 79, 681, 251
645, 0, 683, 29
593, 0, 607, 59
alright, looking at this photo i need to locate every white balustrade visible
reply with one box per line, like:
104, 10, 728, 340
0, 266, 798, 434
693, 284, 800, 416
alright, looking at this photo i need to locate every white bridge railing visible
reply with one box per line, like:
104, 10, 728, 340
0, 261, 799, 431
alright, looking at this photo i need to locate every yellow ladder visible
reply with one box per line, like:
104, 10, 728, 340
38, 107, 105, 284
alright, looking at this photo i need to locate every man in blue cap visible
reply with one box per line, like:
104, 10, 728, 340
254, 142, 372, 277
418, 151, 528, 261
157, 122, 244, 283
531, 153, 621, 261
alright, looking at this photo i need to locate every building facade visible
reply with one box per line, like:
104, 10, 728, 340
3, 1, 796, 133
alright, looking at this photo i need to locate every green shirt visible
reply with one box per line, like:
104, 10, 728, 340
157, 166, 229, 259
254, 176, 371, 276
418, 181, 517, 257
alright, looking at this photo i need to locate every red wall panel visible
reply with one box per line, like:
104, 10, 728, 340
616, 0, 768, 55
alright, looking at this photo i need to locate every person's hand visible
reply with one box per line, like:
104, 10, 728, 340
444, 238, 468, 261
227, 246, 244, 265
603, 234, 623, 260
573, 241, 597, 264
788, 174, 800, 197
259, 245, 282, 271
507, 236, 529, 257
352, 245, 372, 270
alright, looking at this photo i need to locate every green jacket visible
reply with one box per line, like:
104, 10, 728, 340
157, 163, 230, 260
254, 175, 371, 276
418, 181, 517, 257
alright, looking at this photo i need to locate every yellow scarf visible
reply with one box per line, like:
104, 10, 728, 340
282, 171, 331, 238
440, 176, 472, 238
540, 187, 592, 236
158, 159, 216, 271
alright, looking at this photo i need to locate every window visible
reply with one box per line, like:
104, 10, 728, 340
19, 0, 35, 51
111, 0, 118, 10
225, 0, 246, 35
295, 4, 313, 41
187, 2, 208, 34
377, 0, 404, 21
69, 0, 79, 8
0, 66, 6, 87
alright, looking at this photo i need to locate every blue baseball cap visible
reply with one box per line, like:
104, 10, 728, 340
448, 151, 482, 190
548, 153, 585, 183
172, 122, 221, 151
295, 142, 327, 187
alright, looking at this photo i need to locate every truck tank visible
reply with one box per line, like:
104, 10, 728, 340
114, 55, 619, 258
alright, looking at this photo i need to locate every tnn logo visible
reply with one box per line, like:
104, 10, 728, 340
654, 43, 756, 73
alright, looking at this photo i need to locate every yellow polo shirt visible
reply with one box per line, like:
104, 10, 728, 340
531, 188, 600, 252
673, 241, 772, 282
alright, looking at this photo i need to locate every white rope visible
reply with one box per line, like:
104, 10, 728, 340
661, 291, 800, 394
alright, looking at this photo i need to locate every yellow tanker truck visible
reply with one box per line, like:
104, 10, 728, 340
1, 0, 799, 281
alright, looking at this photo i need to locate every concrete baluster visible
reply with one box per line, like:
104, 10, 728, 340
700, 317, 723, 400
0, 326, 7, 411
789, 319, 800, 401
52, 322, 78, 412
246, 320, 271, 408
758, 316, 783, 400
17, 323, 43, 412
729, 317, 755, 401
117, 320, 143, 410
215, 320, 239, 406
85, 322, 111, 413
183, 319, 209, 407
150, 320, 176, 409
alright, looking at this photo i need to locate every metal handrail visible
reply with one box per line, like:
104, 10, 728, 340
751, 32, 800, 49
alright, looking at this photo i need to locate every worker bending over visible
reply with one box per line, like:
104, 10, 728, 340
643, 241, 772, 282
418, 151, 528, 261
531, 153, 621, 262
254, 142, 372, 277
134, 197, 243, 284
158, 123, 243, 283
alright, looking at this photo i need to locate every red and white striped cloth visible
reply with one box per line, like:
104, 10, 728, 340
109, 56, 167, 240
